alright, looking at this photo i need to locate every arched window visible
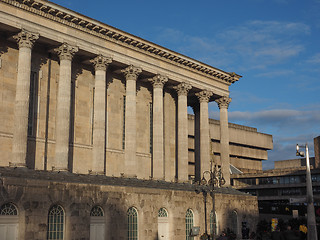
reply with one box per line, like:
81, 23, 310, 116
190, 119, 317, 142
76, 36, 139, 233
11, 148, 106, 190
0, 203, 19, 239
230, 210, 238, 236
90, 206, 105, 240
47, 205, 64, 240
90, 206, 104, 217
127, 207, 138, 240
0, 203, 18, 215
210, 210, 218, 236
158, 208, 169, 239
158, 208, 168, 218
185, 209, 194, 240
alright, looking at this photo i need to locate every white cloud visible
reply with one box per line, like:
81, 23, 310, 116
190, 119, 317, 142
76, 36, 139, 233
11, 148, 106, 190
227, 109, 320, 130
307, 53, 320, 64
212, 108, 320, 170
254, 69, 294, 78
216, 21, 309, 68
219, 109, 320, 169
265, 133, 317, 169
155, 20, 310, 72
155, 28, 185, 44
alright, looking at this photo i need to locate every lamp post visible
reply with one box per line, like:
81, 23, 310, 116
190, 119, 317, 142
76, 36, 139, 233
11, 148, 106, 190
196, 160, 226, 240
296, 143, 318, 240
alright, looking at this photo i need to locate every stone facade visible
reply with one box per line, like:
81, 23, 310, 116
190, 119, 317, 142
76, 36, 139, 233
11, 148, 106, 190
0, 0, 272, 239
0, 168, 258, 240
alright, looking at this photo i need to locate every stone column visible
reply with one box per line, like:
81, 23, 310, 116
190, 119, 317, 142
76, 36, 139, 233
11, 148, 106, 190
195, 90, 213, 177
174, 82, 192, 182
215, 96, 232, 185
90, 55, 112, 174
53, 43, 78, 171
11, 30, 39, 167
121, 65, 142, 177
149, 74, 168, 180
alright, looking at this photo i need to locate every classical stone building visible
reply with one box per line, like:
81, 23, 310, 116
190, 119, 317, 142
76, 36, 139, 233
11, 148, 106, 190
0, 0, 272, 239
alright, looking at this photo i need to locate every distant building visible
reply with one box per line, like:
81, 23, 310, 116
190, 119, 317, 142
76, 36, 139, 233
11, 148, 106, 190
0, 0, 273, 239
232, 136, 320, 221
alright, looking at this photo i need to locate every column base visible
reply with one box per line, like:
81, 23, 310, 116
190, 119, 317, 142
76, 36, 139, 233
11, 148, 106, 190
9, 162, 27, 168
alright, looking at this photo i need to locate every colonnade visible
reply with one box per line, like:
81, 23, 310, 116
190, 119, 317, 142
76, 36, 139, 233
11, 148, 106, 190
9, 30, 232, 184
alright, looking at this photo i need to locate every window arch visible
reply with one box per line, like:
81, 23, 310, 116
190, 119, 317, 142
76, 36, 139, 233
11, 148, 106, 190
47, 205, 65, 240
90, 206, 104, 217
158, 208, 168, 218
127, 207, 138, 240
185, 209, 194, 240
0, 203, 18, 215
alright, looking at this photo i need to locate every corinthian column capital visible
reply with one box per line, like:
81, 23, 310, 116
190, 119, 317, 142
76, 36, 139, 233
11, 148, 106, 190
215, 96, 232, 109
90, 54, 112, 71
149, 74, 168, 88
195, 90, 213, 103
13, 30, 39, 49
54, 43, 78, 61
173, 82, 192, 96
121, 65, 142, 80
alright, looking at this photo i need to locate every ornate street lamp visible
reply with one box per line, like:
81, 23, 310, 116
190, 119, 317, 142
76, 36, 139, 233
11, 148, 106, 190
296, 143, 318, 240
196, 153, 225, 240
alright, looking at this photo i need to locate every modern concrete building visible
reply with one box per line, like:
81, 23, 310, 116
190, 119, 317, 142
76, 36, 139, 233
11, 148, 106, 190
0, 0, 273, 239
232, 136, 320, 221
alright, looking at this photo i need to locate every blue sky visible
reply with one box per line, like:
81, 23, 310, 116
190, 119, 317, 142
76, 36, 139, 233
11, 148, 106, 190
50, 0, 320, 169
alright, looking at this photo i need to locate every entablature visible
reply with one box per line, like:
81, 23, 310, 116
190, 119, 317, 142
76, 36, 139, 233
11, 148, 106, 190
0, 0, 241, 87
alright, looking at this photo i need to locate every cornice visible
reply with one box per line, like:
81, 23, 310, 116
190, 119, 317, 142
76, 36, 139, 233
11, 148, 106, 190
0, 0, 242, 85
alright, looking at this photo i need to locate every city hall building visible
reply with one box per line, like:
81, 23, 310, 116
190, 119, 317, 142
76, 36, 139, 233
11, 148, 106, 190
0, 0, 273, 239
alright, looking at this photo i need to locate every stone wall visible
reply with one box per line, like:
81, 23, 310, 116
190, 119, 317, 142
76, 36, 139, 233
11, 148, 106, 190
0, 168, 258, 240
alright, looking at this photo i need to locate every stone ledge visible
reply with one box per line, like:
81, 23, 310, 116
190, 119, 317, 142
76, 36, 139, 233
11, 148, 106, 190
0, 167, 248, 196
